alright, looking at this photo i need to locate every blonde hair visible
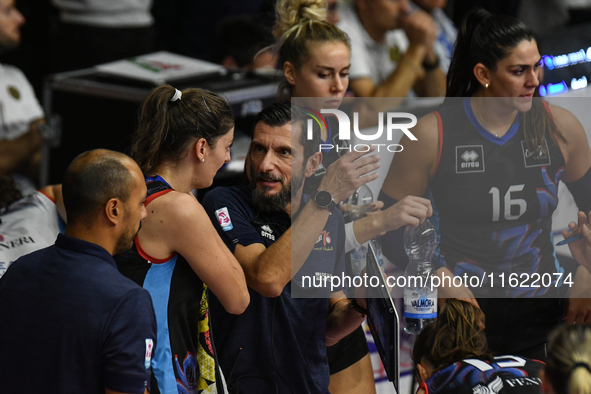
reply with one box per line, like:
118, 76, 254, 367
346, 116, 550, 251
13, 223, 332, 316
546, 325, 591, 394
274, 0, 350, 99
274, 0, 328, 39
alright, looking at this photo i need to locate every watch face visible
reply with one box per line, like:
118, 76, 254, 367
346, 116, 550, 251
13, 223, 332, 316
315, 191, 332, 207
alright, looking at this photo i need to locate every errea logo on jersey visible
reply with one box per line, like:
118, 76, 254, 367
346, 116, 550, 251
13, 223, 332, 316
456, 145, 485, 174
215, 207, 233, 231
260, 225, 275, 241
461, 150, 479, 162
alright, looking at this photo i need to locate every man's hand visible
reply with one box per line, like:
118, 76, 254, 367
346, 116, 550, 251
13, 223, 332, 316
563, 211, 591, 272
318, 149, 380, 204
564, 265, 591, 325
376, 195, 432, 234
400, 10, 437, 54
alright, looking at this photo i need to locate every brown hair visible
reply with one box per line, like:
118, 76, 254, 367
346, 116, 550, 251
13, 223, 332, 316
130, 85, 234, 173
275, 0, 350, 98
412, 299, 490, 373
546, 325, 591, 394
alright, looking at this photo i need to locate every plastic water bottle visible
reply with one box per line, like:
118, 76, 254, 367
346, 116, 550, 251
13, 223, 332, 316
350, 242, 368, 276
346, 185, 375, 275
343, 184, 374, 222
403, 219, 438, 334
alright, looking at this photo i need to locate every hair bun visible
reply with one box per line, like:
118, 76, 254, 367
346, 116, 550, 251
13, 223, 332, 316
274, 0, 327, 38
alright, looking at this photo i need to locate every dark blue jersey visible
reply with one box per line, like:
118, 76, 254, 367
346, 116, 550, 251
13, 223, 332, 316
203, 184, 346, 394
430, 99, 567, 298
424, 355, 543, 394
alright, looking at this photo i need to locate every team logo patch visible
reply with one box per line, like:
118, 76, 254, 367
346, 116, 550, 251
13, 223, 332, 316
521, 139, 551, 167
456, 145, 485, 173
7, 86, 20, 100
215, 207, 233, 231
145, 338, 154, 369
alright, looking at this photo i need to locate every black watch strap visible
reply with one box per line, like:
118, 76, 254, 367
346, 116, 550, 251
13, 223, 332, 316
348, 297, 368, 317
313, 190, 337, 212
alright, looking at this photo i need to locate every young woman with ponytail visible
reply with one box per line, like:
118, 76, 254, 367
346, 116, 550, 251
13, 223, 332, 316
413, 299, 545, 394
274, 1, 432, 393
380, 8, 591, 359
275, 2, 377, 392
543, 325, 591, 394
115, 85, 249, 394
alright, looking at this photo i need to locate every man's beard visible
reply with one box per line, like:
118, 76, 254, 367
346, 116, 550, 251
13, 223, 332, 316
250, 167, 305, 212
114, 220, 142, 255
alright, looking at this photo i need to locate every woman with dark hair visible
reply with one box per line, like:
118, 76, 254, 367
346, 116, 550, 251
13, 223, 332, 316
115, 85, 249, 394
413, 299, 544, 394
381, 8, 591, 358
543, 325, 591, 394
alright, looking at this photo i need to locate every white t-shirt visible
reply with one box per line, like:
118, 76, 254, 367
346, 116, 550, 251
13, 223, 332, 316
0, 64, 44, 141
0, 191, 61, 278
337, 2, 409, 85
337, 3, 454, 86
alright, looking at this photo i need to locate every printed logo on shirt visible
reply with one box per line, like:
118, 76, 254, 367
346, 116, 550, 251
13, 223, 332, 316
456, 145, 485, 174
260, 225, 275, 241
315, 272, 332, 282
215, 207, 233, 231
145, 338, 154, 369
0, 261, 11, 278
0, 236, 35, 251
521, 139, 551, 167
314, 230, 333, 252
7, 86, 20, 100
473, 376, 503, 394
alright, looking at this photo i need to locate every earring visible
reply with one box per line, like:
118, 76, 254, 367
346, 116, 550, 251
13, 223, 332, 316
201, 158, 205, 162
484, 83, 489, 89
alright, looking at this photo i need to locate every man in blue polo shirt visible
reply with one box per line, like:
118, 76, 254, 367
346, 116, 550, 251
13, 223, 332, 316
0, 149, 157, 394
203, 103, 379, 393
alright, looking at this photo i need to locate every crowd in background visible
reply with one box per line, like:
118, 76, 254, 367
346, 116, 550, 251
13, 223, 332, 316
2, 0, 591, 393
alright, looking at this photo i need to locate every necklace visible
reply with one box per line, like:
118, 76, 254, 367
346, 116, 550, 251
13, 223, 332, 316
472, 99, 499, 137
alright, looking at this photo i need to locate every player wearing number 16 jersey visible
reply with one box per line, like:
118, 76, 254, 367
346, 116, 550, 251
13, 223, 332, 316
429, 97, 565, 298
381, 9, 591, 359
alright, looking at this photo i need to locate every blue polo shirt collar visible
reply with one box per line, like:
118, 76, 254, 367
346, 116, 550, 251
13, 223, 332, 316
55, 233, 116, 268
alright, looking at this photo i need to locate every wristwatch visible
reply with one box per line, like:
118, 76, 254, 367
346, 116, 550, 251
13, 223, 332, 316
313, 190, 337, 212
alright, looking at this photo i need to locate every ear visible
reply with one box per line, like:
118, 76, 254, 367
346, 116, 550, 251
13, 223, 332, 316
222, 56, 238, 69
417, 363, 430, 383
284, 61, 297, 86
105, 198, 122, 226
195, 138, 208, 161
473, 63, 490, 88
305, 152, 322, 177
